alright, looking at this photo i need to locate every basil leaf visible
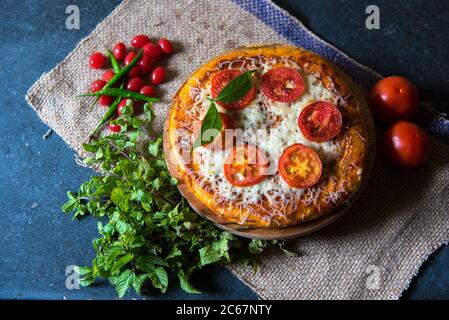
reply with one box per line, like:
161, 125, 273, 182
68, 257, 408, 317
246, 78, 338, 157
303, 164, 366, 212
192, 101, 222, 149
213, 70, 256, 103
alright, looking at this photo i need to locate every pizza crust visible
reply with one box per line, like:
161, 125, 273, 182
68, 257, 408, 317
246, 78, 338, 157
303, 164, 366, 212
164, 44, 370, 228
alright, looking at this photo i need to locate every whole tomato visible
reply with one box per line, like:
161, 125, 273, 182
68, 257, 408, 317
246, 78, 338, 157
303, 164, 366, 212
384, 121, 430, 169
369, 76, 419, 124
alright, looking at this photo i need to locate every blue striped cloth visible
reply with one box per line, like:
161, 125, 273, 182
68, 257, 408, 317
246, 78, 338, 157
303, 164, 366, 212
234, 0, 449, 144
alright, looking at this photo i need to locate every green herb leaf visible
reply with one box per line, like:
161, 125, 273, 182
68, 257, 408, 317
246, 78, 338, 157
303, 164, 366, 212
213, 70, 256, 103
192, 102, 222, 149
178, 270, 201, 294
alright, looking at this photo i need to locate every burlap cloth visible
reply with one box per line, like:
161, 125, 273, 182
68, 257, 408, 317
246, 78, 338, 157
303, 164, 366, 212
26, 0, 449, 299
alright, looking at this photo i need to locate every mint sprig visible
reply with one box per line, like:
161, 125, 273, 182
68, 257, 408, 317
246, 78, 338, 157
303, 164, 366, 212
63, 111, 295, 297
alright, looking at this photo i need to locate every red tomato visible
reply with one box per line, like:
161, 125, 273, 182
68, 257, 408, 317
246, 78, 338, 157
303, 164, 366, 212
117, 99, 134, 116
151, 66, 166, 85
99, 95, 114, 107
261, 67, 304, 102
112, 42, 127, 61
90, 79, 106, 92
383, 121, 430, 169
128, 66, 141, 78
108, 122, 121, 133
224, 144, 269, 187
102, 70, 115, 82
211, 70, 256, 109
126, 77, 144, 92
298, 101, 342, 142
131, 34, 150, 49
157, 38, 173, 54
278, 144, 322, 188
124, 51, 137, 66
369, 76, 419, 124
194, 112, 235, 150
137, 56, 154, 74
140, 85, 156, 97
143, 43, 162, 60
89, 52, 106, 69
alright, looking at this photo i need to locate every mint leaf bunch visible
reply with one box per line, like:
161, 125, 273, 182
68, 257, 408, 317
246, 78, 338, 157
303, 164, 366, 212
63, 117, 294, 297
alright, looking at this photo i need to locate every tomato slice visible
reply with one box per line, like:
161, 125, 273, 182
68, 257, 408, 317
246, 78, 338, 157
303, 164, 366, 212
224, 144, 269, 187
278, 144, 322, 188
194, 112, 235, 150
211, 70, 256, 109
298, 101, 342, 142
261, 67, 305, 103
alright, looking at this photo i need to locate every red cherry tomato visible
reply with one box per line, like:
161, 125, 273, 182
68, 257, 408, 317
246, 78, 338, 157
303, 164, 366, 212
211, 70, 256, 109
89, 52, 106, 69
137, 56, 154, 74
369, 76, 419, 124
108, 122, 121, 133
99, 95, 114, 107
102, 70, 115, 82
298, 101, 342, 142
128, 66, 141, 78
143, 43, 162, 60
126, 77, 145, 92
278, 144, 322, 188
90, 79, 106, 92
151, 66, 166, 85
131, 34, 151, 49
224, 144, 269, 187
117, 99, 134, 116
383, 121, 430, 169
112, 42, 127, 61
261, 67, 305, 102
140, 85, 156, 97
124, 51, 137, 66
157, 38, 173, 54
194, 112, 235, 150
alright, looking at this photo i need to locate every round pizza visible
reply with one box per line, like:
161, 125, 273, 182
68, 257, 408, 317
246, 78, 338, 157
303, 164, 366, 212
164, 44, 370, 228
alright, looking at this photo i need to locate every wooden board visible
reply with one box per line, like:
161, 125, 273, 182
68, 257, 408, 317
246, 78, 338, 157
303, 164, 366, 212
163, 49, 376, 240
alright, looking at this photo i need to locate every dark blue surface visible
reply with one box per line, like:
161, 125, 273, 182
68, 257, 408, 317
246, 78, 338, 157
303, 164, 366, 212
0, 0, 448, 300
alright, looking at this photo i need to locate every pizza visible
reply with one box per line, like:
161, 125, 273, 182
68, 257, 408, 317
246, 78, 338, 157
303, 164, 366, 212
164, 44, 369, 228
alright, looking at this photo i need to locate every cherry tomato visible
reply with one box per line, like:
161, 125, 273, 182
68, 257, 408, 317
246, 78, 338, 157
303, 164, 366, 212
278, 144, 322, 188
194, 112, 235, 150
112, 42, 127, 61
140, 85, 156, 97
261, 67, 305, 102
99, 95, 114, 107
90, 79, 106, 92
117, 99, 134, 116
137, 56, 154, 74
124, 51, 137, 66
108, 122, 121, 133
298, 101, 342, 142
143, 43, 162, 60
102, 70, 115, 82
89, 52, 106, 69
224, 144, 269, 187
211, 70, 256, 109
369, 76, 419, 124
131, 34, 151, 49
128, 66, 141, 78
151, 66, 166, 85
157, 38, 173, 54
126, 77, 145, 92
383, 121, 430, 169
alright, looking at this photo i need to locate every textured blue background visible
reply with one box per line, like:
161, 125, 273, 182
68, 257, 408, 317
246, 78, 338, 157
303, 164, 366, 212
1, 0, 448, 299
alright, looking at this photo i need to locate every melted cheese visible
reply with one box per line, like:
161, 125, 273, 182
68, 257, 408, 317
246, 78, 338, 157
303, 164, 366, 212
189, 59, 344, 214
